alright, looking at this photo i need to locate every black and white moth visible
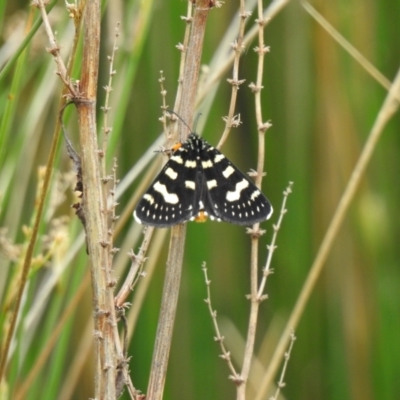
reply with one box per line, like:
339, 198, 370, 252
134, 133, 273, 227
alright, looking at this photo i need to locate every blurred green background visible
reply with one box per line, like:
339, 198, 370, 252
1, 1, 400, 399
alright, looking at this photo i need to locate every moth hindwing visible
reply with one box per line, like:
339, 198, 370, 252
134, 133, 273, 227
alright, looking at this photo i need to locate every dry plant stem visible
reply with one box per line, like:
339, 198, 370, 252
217, 0, 248, 149
202, 263, 241, 381
257, 183, 293, 298
146, 2, 212, 400
270, 331, 296, 400
76, 1, 118, 398
101, 24, 120, 177
254, 68, 400, 400
159, 72, 170, 137
176, 0, 210, 130
110, 160, 138, 398
197, 0, 290, 106
115, 226, 155, 307
237, 1, 270, 398
100, 31, 119, 305
34, 0, 77, 96
146, 224, 187, 400
173, 2, 193, 118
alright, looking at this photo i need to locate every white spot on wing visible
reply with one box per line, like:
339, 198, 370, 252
185, 160, 197, 168
143, 194, 154, 204
214, 154, 225, 163
251, 190, 261, 201
165, 167, 178, 180
199, 201, 204, 209
226, 179, 249, 202
185, 181, 196, 190
153, 181, 179, 204
207, 179, 217, 189
170, 155, 183, 164
222, 165, 235, 178
202, 160, 213, 168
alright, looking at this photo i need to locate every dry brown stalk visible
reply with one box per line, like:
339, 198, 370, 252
237, 1, 271, 398
146, 2, 214, 399
76, 1, 120, 398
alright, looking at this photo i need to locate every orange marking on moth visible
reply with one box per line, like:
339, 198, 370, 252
194, 211, 208, 223
171, 142, 183, 152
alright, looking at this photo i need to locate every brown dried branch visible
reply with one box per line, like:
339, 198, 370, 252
114, 227, 154, 308
197, 0, 290, 107
146, 2, 215, 400
202, 263, 243, 383
32, 0, 78, 96
238, 0, 271, 398
269, 331, 297, 400
217, 6, 249, 150
75, 1, 120, 398
257, 182, 293, 298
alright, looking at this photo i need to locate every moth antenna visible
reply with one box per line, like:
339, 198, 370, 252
192, 113, 202, 134
166, 109, 194, 135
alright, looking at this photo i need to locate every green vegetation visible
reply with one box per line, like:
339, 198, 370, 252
0, 1, 399, 399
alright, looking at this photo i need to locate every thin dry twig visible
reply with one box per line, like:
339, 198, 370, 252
217, 4, 249, 149
202, 263, 242, 384
114, 227, 154, 308
197, 0, 290, 107
269, 331, 296, 400
158, 71, 171, 139
238, 0, 271, 398
100, 22, 120, 175
33, 0, 78, 96
257, 182, 293, 298
173, 1, 194, 126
